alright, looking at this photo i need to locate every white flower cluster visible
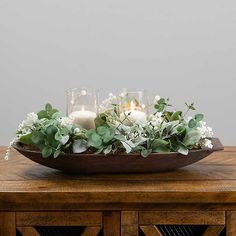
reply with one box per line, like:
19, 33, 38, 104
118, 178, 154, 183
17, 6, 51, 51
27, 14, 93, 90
197, 121, 214, 139
197, 121, 214, 149
18, 112, 39, 135
199, 138, 213, 149
4, 138, 17, 160
58, 117, 73, 127
5, 112, 39, 160
185, 117, 214, 149
148, 112, 163, 129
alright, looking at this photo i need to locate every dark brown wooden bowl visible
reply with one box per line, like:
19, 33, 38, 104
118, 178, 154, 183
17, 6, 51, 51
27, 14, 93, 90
12, 138, 223, 174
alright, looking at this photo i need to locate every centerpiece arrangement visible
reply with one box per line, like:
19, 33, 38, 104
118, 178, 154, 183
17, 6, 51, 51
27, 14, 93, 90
9, 88, 223, 173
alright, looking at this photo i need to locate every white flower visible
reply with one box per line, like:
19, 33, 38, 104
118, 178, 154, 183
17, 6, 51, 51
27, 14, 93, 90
199, 138, 213, 149
148, 112, 163, 128
18, 112, 39, 134
58, 117, 73, 127
154, 95, 161, 102
197, 121, 213, 138
74, 127, 81, 134
4, 137, 17, 160
60, 135, 69, 145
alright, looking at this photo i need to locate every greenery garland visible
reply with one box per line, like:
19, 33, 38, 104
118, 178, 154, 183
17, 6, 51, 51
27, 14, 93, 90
7, 96, 214, 159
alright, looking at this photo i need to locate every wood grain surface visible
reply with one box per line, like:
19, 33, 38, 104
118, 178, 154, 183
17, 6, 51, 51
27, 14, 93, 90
0, 147, 236, 211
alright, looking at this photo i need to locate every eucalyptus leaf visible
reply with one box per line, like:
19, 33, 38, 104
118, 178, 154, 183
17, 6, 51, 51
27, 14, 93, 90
141, 148, 152, 157
52, 111, 62, 119
97, 126, 108, 136
45, 103, 52, 111
195, 113, 204, 122
152, 139, 170, 152
37, 110, 48, 119
46, 125, 57, 135
170, 111, 182, 121
19, 133, 33, 145
188, 119, 197, 128
152, 145, 170, 153
55, 131, 62, 141
103, 129, 115, 143
152, 139, 169, 147
42, 146, 53, 158
87, 132, 103, 148
183, 130, 201, 146
31, 131, 45, 145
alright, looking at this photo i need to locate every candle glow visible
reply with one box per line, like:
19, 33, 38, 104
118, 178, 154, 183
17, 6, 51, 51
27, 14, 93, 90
120, 100, 147, 125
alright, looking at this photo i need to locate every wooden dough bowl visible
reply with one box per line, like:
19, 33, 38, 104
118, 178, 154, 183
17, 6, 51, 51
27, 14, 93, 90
13, 138, 223, 174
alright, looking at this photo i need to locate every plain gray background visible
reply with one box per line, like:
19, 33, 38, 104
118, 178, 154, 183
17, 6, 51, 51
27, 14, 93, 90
0, 0, 235, 146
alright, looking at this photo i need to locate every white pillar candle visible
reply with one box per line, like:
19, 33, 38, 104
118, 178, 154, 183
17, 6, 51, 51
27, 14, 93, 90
69, 107, 96, 130
120, 101, 147, 125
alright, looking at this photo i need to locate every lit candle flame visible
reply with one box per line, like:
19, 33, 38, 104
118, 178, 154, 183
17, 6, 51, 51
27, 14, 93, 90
81, 106, 85, 111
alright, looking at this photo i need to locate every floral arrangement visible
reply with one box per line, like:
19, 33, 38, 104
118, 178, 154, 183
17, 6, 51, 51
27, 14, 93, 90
5, 94, 214, 160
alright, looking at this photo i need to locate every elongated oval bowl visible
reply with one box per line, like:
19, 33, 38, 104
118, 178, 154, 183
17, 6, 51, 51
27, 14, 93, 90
13, 138, 223, 174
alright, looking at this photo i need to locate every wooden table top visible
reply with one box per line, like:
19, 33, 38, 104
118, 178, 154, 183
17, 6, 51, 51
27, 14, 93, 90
0, 147, 236, 211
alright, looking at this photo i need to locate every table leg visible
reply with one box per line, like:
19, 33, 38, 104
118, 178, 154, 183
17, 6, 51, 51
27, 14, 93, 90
121, 211, 138, 236
103, 211, 121, 236
226, 211, 236, 236
0, 212, 16, 236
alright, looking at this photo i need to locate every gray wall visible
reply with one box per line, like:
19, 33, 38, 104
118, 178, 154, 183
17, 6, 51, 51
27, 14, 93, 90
0, 0, 235, 145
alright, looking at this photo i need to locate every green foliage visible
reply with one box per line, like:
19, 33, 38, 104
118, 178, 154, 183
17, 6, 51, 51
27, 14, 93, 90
154, 98, 171, 112
152, 139, 170, 153
188, 119, 197, 128
185, 102, 196, 111
183, 130, 201, 146
195, 113, 204, 122
170, 111, 182, 121
16, 96, 209, 158
177, 143, 189, 155
42, 146, 53, 158
17, 104, 74, 158
87, 131, 103, 148
37, 103, 59, 120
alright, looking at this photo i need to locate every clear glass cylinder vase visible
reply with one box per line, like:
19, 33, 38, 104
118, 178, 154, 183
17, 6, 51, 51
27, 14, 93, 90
119, 89, 148, 125
67, 88, 98, 130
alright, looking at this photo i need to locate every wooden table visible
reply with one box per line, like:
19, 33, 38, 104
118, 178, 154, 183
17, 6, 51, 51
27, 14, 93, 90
0, 147, 236, 236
